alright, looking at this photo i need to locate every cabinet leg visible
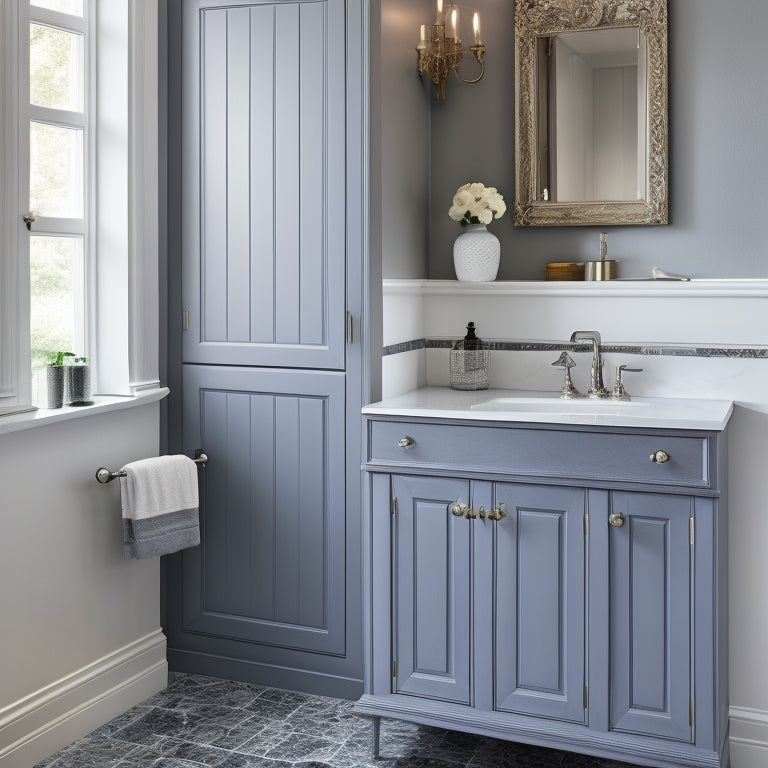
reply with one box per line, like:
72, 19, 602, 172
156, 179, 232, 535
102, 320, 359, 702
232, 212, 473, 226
372, 715, 381, 759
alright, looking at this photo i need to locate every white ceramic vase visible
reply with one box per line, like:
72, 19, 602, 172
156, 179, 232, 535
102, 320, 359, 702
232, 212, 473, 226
453, 224, 500, 281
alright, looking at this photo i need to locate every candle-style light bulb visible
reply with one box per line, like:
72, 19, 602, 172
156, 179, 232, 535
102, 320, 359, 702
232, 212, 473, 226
473, 11, 480, 44
420, 24, 427, 44
451, 8, 458, 39
436, 0, 443, 23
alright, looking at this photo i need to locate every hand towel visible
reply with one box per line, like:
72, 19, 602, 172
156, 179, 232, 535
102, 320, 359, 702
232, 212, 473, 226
120, 455, 200, 559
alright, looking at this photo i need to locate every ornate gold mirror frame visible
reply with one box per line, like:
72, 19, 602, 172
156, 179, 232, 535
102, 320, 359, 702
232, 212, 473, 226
514, 0, 668, 226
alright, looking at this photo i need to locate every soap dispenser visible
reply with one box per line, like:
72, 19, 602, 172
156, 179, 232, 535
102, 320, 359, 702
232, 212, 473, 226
462, 321, 481, 350
449, 322, 490, 390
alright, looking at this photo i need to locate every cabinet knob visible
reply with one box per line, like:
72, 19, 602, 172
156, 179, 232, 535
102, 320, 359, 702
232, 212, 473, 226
398, 436, 414, 448
609, 512, 625, 528
451, 503, 467, 517
488, 503, 507, 521
649, 449, 670, 463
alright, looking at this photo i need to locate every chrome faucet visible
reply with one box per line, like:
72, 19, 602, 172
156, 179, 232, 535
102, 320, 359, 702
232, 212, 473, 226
570, 330, 609, 398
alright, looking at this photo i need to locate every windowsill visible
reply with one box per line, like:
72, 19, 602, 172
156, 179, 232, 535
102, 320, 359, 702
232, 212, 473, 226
0, 387, 169, 437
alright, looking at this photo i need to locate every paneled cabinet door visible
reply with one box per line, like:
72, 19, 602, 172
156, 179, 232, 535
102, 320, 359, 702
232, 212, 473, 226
608, 491, 693, 742
178, 364, 347, 656
493, 484, 587, 723
181, 0, 347, 370
392, 475, 472, 705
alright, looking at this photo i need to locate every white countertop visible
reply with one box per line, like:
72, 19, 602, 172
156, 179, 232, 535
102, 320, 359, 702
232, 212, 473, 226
362, 387, 733, 431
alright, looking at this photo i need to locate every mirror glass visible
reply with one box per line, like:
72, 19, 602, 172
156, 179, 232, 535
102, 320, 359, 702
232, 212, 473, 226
514, 0, 668, 226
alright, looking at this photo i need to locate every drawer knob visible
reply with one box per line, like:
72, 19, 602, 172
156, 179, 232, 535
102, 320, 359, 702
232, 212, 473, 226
650, 449, 670, 463
609, 512, 625, 528
398, 436, 414, 448
451, 503, 467, 517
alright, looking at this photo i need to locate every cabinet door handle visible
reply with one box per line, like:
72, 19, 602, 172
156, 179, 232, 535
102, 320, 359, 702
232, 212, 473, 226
451, 503, 467, 517
609, 512, 625, 528
649, 449, 670, 463
398, 436, 414, 448
488, 503, 507, 521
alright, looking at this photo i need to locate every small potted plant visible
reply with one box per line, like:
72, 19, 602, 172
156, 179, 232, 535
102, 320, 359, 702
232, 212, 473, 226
46, 351, 74, 409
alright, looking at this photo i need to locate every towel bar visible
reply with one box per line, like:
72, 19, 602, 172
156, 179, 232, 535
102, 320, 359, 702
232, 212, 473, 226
95, 450, 208, 484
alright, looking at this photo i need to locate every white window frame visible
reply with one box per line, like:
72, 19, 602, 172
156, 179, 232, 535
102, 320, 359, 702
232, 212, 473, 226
24, 1, 91, 387
0, 0, 160, 414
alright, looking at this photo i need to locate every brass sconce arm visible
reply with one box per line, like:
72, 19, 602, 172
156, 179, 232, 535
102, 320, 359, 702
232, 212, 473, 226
416, 8, 486, 101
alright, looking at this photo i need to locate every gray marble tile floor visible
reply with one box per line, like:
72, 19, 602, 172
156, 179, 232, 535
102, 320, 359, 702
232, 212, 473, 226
34, 673, 639, 768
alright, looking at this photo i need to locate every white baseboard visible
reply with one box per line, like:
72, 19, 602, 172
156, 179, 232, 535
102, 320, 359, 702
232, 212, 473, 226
729, 706, 768, 768
0, 629, 167, 768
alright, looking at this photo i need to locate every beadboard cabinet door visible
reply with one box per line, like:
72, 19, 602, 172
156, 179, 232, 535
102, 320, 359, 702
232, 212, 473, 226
181, 0, 346, 370
178, 364, 347, 656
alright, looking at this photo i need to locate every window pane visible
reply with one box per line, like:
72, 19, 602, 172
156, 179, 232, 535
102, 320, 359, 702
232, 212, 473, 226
30, 121, 84, 217
30, 24, 84, 111
30, 236, 84, 372
31, 0, 84, 16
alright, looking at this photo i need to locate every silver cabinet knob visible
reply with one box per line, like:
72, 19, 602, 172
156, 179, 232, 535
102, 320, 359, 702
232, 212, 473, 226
609, 512, 625, 528
398, 436, 414, 448
650, 450, 670, 463
451, 503, 467, 517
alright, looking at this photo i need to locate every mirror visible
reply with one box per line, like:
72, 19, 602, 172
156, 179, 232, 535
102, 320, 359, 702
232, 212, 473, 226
514, 0, 668, 226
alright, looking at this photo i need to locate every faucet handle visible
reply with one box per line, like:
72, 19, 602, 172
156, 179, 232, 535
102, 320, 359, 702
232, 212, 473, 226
612, 365, 643, 401
551, 351, 575, 369
551, 352, 581, 399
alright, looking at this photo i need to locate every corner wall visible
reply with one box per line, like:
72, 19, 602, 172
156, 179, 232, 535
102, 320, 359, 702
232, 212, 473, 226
379, 0, 431, 279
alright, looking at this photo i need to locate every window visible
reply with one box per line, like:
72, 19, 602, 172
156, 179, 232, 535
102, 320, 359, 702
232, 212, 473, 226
26, 1, 89, 379
0, 1, 161, 414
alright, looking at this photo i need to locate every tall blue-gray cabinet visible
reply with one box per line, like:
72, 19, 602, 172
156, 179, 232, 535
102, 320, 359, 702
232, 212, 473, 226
357, 409, 730, 768
164, 0, 366, 698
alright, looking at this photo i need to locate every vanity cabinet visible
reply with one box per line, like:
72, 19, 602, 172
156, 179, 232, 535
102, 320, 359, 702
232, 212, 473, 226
357, 408, 729, 768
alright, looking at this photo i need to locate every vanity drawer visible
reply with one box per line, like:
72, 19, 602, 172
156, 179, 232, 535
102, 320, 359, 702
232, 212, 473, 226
367, 418, 712, 489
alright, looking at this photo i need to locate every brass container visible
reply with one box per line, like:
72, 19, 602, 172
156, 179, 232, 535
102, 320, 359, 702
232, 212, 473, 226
583, 260, 618, 281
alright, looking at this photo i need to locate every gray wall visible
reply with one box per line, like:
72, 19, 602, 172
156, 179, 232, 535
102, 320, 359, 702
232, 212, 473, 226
379, 0, 431, 278
380, 0, 768, 280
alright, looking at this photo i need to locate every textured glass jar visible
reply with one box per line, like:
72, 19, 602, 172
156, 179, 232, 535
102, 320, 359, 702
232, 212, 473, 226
66, 360, 93, 405
46, 365, 65, 408
449, 342, 490, 390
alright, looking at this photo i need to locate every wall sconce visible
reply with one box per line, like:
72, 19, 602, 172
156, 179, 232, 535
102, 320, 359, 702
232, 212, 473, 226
417, 2, 486, 102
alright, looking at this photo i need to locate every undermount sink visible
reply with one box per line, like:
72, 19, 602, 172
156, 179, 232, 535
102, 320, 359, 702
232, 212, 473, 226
470, 397, 648, 415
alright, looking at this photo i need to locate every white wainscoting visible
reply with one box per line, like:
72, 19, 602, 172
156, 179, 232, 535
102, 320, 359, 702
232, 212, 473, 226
0, 632, 166, 767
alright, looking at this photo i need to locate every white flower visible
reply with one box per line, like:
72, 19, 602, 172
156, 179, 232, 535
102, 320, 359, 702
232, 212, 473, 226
468, 182, 485, 198
452, 188, 474, 209
447, 182, 506, 227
